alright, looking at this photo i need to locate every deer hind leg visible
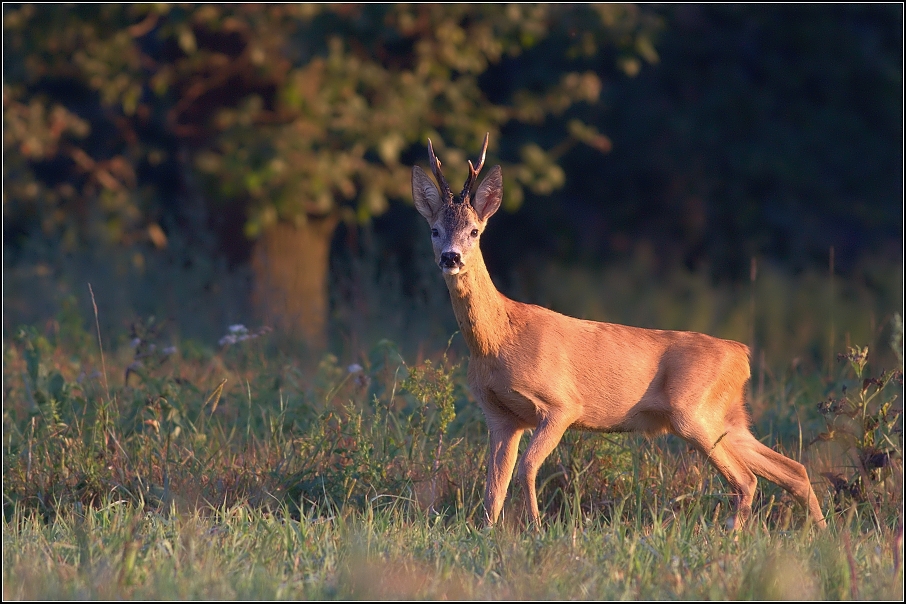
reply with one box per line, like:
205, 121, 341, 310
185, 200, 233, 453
697, 435, 759, 529
730, 430, 828, 529
671, 410, 757, 528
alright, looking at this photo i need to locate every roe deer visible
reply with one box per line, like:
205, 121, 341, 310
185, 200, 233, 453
411, 134, 827, 530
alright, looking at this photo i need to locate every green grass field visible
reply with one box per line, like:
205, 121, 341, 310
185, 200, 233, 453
2, 255, 903, 600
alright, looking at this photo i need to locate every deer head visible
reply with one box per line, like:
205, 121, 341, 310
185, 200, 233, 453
411, 134, 503, 275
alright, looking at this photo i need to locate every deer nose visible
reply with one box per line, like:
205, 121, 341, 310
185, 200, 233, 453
440, 251, 461, 268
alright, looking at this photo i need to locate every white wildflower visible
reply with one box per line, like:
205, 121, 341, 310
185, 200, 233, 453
219, 324, 271, 347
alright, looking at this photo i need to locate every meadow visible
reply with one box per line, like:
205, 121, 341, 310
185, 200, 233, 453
2, 241, 903, 600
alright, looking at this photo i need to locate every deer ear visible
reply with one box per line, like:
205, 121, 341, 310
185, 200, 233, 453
472, 165, 503, 222
412, 166, 443, 222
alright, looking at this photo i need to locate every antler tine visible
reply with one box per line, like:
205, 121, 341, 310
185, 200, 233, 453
461, 132, 490, 203
427, 138, 454, 202
474, 132, 489, 175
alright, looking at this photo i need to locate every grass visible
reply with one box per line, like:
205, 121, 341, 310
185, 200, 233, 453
2, 490, 902, 599
2, 240, 903, 599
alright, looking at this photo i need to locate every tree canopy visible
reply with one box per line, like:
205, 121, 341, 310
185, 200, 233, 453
3, 4, 660, 251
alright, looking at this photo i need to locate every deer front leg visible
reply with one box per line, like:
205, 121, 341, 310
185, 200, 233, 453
483, 424, 523, 527
516, 413, 575, 527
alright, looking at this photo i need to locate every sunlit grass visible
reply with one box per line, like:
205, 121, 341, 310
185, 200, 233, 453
3, 493, 902, 600
2, 241, 902, 600
3, 323, 902, 599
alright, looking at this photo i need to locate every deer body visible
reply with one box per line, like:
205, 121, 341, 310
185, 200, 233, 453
412, 135, 826, 529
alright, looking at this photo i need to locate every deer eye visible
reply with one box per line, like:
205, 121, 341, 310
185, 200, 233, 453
470, 229, 479, 238
431, 228, 439, 238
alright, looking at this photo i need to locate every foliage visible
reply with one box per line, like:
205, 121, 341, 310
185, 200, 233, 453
2, 323, 473, 523
3, 4, 661, 251
814, 341, 903, 522
400, 351, 462, 512
402, 354, 459, 446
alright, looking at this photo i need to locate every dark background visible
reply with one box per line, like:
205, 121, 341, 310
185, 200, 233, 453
3, 4, 902, 364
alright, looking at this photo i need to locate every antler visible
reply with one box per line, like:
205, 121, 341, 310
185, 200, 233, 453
460, 132, 489, 204
427, 138, 454, 203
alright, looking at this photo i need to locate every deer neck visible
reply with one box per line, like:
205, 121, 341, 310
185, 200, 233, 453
443, 252, 508, 357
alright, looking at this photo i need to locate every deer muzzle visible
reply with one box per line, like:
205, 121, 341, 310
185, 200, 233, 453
439, 251, 462, 274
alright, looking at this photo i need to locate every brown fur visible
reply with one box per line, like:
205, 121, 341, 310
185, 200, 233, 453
412, 140, 827, 530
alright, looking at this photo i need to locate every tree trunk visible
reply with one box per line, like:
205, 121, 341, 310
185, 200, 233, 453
251, 216, 338, 348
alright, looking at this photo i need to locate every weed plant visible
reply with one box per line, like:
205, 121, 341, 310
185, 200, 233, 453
813, 343, 903, 530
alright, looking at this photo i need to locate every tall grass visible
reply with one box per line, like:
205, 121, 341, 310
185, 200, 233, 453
3, 486, 902, 599
2, 237, 903, 599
